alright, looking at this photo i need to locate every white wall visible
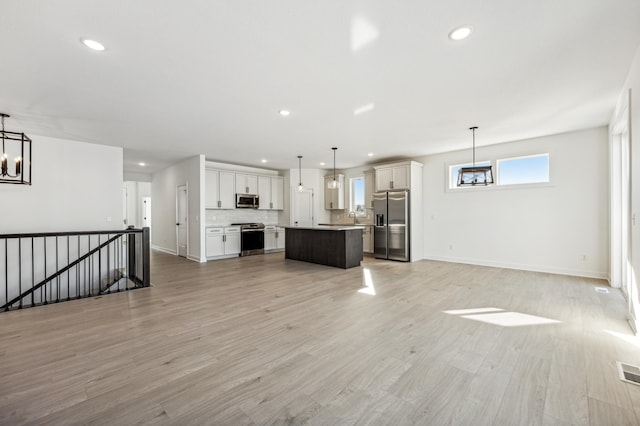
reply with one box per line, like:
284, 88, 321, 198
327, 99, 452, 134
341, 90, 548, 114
0, 135, 123, 233
420, 127, 609, 278
151, 155, 205, 262
124, 171, 151, 182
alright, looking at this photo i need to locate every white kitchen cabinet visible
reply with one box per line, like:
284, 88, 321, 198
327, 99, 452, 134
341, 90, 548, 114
375, 164, 409, 191
258, 176, 271, 210
276, 227, 285, 249
264, 225, 277, 250
205, 169, 235, 209
364, 170, 374, 209
257, 176, 284, 210
362, 225, 373, 253
324, 174, 345, 210
206, 228, 225, 257
206, 226, 240, 258
265, 226, 285, 251
223, 226, 241, 255
270, 176, 284, 210
235, 173, 258, 194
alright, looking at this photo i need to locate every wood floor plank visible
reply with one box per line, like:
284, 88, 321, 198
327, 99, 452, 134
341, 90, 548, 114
0, 251, 636, 425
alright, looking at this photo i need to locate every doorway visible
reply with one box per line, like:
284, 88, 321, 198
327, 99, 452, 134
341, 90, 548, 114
176, 185, 188, 258
610, 88, 638, 333
292, 188, 313, 227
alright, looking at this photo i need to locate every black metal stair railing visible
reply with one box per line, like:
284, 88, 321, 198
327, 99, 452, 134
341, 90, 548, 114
0, 227, 150, 311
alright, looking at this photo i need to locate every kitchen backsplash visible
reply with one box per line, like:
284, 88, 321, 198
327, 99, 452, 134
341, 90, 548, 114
205, 209, 280, 226
330, 210, 373, 224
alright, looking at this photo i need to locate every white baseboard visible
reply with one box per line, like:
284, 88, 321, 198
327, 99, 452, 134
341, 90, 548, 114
423, 255, 608, 280
151, 245, 176, 255
187, 254, 206, 263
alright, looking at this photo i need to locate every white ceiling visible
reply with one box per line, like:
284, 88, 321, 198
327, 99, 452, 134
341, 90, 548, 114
1, 1, 639, 174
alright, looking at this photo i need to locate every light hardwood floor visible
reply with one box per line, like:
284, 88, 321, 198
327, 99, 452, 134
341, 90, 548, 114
1, 251, 639, 425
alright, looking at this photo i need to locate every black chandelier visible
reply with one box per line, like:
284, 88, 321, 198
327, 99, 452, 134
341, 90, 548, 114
457, 126, 493, 186
1, 113, 32, 185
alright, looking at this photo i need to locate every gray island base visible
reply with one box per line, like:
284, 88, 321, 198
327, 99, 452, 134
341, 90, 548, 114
284, 226, 363, 269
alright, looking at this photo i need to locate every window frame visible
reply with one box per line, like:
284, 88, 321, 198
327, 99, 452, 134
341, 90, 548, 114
496, 153, 550, 186
446, 152, 551, 192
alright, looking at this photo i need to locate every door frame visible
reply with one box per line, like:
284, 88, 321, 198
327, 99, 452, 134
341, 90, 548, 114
176, 184, 189, 257
610, 88, 638, 334
291, 187, 314, 227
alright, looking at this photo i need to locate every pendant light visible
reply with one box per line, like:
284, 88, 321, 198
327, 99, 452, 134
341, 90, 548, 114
297, 155, 304, 192
327, 147, 340, 189
457, 126, 494, 186
1, 113, 32, 185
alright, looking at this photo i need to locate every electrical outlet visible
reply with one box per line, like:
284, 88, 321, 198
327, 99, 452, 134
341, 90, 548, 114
106, 216, 112, 222
581, 254, 587, 261
449, 244, 454, 250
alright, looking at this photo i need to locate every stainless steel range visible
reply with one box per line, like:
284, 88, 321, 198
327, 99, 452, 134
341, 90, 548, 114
231, 223, 265, 256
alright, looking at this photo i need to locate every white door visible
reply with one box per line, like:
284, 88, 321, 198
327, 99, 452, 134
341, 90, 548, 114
176, 185, 188, 258
293, 188, 313, 227
142, 197, 152, 228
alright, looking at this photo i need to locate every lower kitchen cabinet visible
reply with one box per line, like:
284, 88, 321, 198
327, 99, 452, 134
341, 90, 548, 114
206, 226, 240, 258
264, 226, 277, 250
264, 226, 285, 251
362, 225, 373, 253
276, 227, 285, 249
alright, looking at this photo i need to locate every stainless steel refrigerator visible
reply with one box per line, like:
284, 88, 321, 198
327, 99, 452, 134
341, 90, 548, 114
373, 190, 409, 261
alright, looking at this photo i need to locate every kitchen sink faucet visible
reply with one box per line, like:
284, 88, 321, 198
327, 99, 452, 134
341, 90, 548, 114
348, 211, 359, 225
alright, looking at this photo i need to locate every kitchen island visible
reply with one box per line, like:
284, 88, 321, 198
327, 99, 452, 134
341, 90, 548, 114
284, 226, 363, 269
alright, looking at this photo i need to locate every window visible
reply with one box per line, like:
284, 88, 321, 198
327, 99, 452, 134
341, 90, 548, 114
448, 161, 491, 189
497, 154, 549, 185
448, 153, 550, 189
350, 177, 365, 214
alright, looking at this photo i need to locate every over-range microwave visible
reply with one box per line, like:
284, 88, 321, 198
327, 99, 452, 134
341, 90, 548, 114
236, 193, 259, 209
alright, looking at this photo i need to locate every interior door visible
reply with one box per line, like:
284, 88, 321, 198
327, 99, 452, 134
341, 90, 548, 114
142, 197, 151, 228
293, 188, 313, 227
176, 185, 188, 257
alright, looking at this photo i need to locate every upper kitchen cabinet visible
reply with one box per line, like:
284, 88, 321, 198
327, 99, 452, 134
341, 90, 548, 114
258, 175, 284, 210
364, 170, 374, 209
270, 176, 284, 210
205, 169, 235, 209
374, 163, 410, 191
324, 174, 345, 210
235, 173, 258, 194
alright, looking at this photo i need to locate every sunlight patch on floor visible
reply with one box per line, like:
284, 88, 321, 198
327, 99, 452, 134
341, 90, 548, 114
358, 268, 376, 295
443, 307, 504, 315
444, 307, 560, 327
605, 329, 640, 349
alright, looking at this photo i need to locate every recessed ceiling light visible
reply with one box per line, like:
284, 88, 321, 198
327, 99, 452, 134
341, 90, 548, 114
81, 38, 106, 51
448, 26, 473, 41
279, 110, 290, 116
320, 162, 325, 166
368, 153, 374, 157
261, 159, 267, 163
138, 162, 146, 166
